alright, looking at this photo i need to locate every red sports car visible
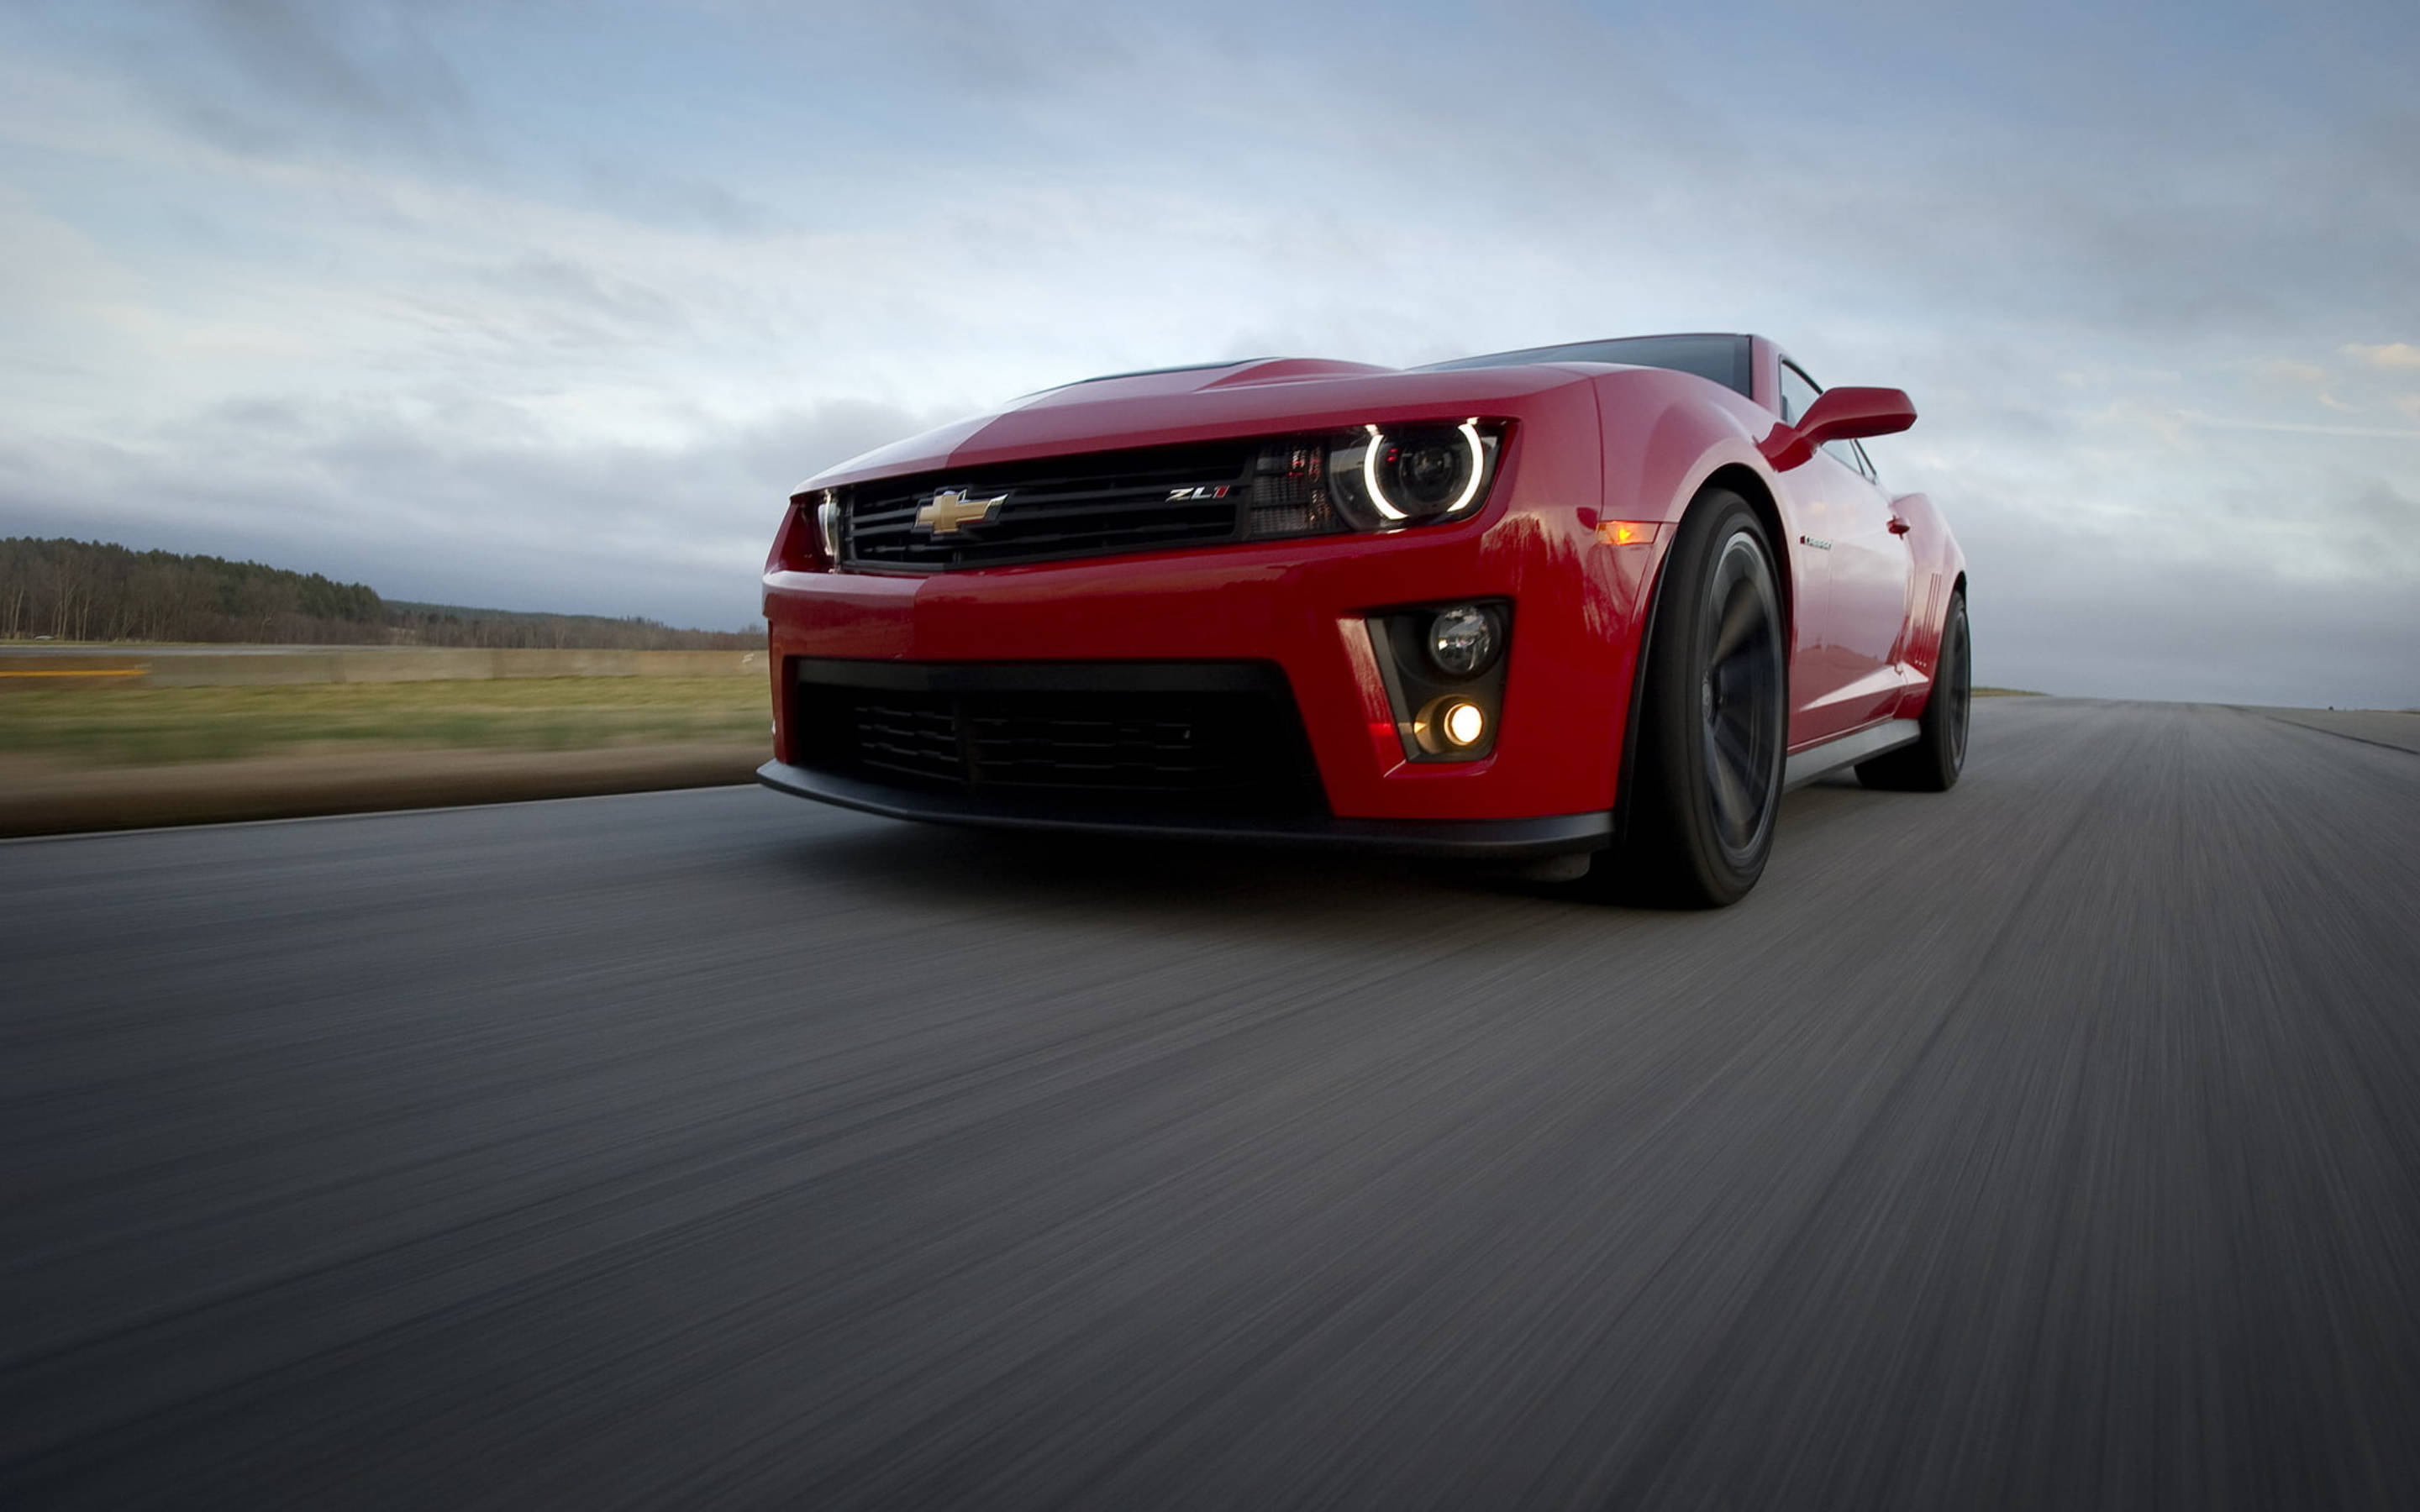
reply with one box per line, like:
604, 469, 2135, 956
760, 333, 1969, 906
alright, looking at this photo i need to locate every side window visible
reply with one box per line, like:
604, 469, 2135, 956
1851, 439, 1881, 484
1778, 363, 1820, 425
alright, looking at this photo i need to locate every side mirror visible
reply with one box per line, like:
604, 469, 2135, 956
1760, 386, 1916, 471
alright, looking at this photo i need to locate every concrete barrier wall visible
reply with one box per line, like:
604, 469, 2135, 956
0, 646, 767, 689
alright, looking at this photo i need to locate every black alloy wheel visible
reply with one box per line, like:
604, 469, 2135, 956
1856, 587, 1970, 792
1699, 531, 1786, 864
1601, 488, 1787, 906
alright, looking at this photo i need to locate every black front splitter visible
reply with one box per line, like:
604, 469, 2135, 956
757, 761, 1612, 860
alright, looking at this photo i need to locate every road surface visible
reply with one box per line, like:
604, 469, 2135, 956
4, 698, 2417, 1508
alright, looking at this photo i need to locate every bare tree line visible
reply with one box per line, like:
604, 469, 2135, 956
384, 604, 762, 651
1, 538, 759, 650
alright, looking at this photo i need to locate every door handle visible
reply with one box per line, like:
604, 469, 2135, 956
1887, 516, 1912, 535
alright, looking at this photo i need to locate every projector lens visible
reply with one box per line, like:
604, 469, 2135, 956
1428, 605, 1497, 677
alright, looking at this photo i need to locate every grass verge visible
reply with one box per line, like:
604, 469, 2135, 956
0, 676, 768, 767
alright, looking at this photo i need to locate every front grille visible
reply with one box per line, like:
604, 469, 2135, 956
791, 661, 1325, 814
841, 441, 1260, 570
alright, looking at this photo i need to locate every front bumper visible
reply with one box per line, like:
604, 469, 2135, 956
765, 527, 1639, 825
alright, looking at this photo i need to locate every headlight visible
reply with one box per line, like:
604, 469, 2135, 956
1243, 420, 1504, 539
814, 492, 841, 564
1327, 420, 1496, 528
1330, 421, 1490, 525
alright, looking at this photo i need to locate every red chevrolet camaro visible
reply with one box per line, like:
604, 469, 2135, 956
760, 333, 1969, 905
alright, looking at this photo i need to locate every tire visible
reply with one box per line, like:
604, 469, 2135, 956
1856, 589, 1969, 792
1598, 489, 1788, 907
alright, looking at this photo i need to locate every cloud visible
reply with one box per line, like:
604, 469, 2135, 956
0, 392, 947, 628
2343, 342, 2420, 370
2241, 358, 2328, 386
1930, 470, 2420, 706
2176, 411, 2420, 440
87, 0, 472, 165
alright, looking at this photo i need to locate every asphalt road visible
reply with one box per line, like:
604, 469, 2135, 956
5, 698, 2417, 1509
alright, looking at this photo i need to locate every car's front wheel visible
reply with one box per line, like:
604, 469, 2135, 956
1602, 489, 1787, 907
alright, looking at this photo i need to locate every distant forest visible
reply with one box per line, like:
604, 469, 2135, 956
0, 538, 760, 650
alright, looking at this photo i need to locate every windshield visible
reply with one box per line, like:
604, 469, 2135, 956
1419, 334, 1751, 397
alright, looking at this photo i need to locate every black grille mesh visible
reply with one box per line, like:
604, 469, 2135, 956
842, 441, 1258, 570
792, 668, 1324, 814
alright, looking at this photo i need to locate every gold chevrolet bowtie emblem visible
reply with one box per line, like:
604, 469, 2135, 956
914, 488, 1007, 536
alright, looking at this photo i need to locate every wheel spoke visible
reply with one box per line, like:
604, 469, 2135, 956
1712, 715, 1756, 781
1706, 736, 1756, 844
1710, 585, 1762, 665
1718, 717, 1765, 827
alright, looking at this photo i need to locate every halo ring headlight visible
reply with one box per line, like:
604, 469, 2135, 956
1360, 424, 1407, 522
1443, 420, 1486, 513
1336, 419, 1492, 528
813, 493, 842, 564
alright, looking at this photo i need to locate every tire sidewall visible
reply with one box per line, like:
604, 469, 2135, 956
1633, 491, 1786, 904
1929, 591, 1970, 786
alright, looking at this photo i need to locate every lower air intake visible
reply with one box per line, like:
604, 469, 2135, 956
789, 659, 1325, 815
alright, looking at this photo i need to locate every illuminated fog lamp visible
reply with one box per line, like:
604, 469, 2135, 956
1441, 700, 1486, 748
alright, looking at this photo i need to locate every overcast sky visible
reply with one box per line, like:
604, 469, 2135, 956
2, 0, 2414, 703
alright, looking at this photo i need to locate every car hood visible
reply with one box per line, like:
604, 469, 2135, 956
797, 356, 1607, 494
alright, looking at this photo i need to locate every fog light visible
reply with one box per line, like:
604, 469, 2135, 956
1428, 605, 1498, 676
1442, 700, 1486, 748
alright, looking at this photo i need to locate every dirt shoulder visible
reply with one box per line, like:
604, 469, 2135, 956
0, 743, 766, 837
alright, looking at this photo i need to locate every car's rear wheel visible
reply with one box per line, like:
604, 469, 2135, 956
1856, 588, 1969, 792
1600, 489, 1786, 907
